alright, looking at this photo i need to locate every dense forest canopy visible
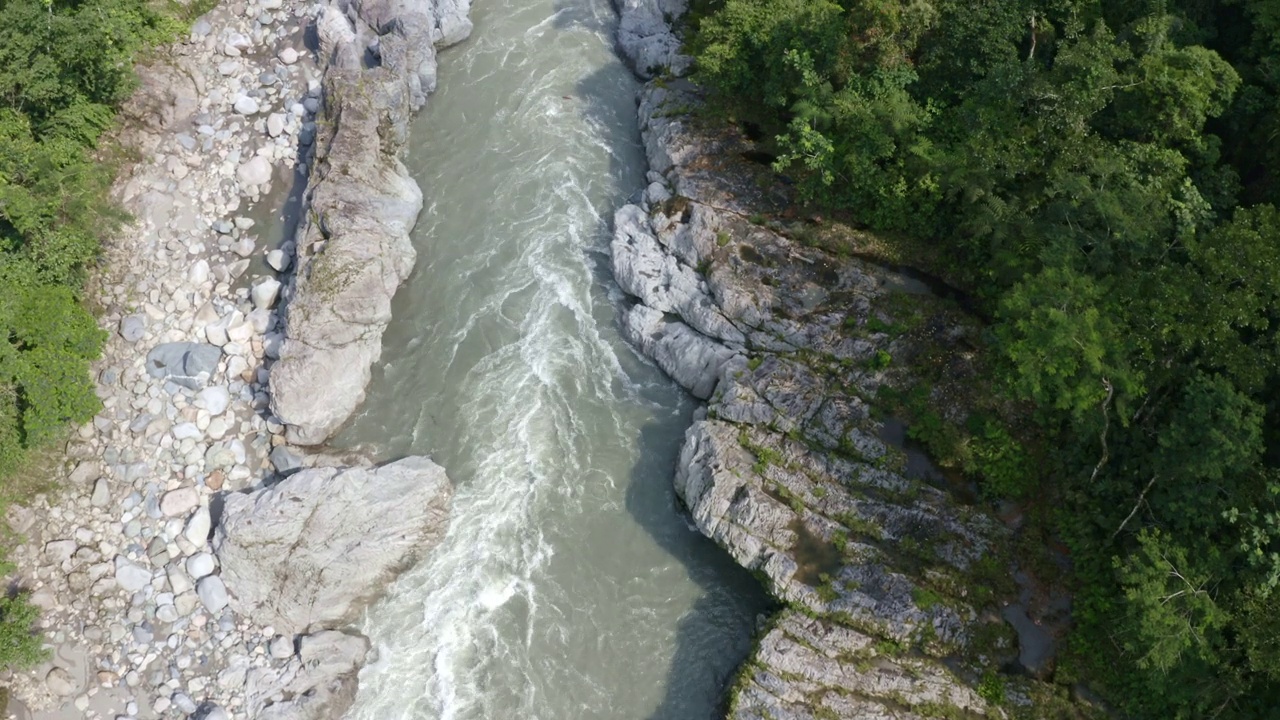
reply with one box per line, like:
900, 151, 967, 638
689, 0, 1280, 716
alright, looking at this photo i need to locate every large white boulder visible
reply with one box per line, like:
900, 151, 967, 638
213, 457, 452, 634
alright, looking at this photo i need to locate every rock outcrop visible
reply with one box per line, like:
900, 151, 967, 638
214, 456, 452, 635
610, 38, 1032, 716
270, 0, 472, 445
613, 0, 691, 78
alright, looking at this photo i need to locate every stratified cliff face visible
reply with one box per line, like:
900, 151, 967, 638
610, 80, 1020, 719
269, 0, 471, 446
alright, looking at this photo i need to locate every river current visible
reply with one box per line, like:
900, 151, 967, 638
333, 0, 769, 718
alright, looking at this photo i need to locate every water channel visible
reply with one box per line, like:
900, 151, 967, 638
333, 0, 770, 717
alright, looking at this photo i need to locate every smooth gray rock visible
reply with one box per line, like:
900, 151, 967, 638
266, 249, 291, 272
269, 445, 303, 474
197, 575, 229, 613
252, 277, 282, 310
267, 113, 287, 138
234, 96, 261, 115
90, 478, 110, 508
119, 314, 146, 343
159, 487, 200, 517
621, 304, 736, 399
184, 506, 212, 547
614, 0, 691, 78
250, 631, 371, 720
114, 557, 152, 593
612, 204, 745, 344
237, 155, 273, 187
186, 552, 216, 580
145, 343, 222, 390
196, 386, 231, 416
214, 457, 452, 634
46, 667, 76, 697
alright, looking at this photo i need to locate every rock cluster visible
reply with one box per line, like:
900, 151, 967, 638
5, 1, 464, 718
611, 14, 1020, 720
612, 0, 691, 78
269, 0, 473, 445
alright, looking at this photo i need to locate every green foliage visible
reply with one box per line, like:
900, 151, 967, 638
0, 0, 199, 668
911, 586, 943, 611
964, 415, 1034, 500
0, 590, 45, 669
1114, 529, 1227, 673
865, 349, 892, 371
977, 670, 1005, 706
0, 0, 194, 477
691, 0, 1280, 715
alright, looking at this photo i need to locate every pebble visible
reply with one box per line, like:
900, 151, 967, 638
184, 506, 212, 547
196, 386, 231, 416
159, 487, 200, 517
196, 576, 229, 614
237, 155, 273, 186
91, 478, 111, 507
252, 278, 282, 310
233, 96, 261, 115
266, 248, 291, 272
114, 558, 152, 593
186, 552, 216, 580
4, 0, 399, 713
267, 112, 286, 138
119, 315, 146, 343
45, 667, 76, 696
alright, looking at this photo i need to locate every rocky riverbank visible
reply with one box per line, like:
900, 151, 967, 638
4, 1, 469, 718
269, 0, 472, 445
609, 5, 1077, 719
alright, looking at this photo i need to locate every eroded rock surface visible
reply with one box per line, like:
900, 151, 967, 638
612, 78, 1023, 718
270, 0, 472, 445
613, 0, 691, 78
214, 456, 452, 635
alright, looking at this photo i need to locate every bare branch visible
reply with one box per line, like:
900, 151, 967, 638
1089, 378, 1115, 485
1113, 474, 1159, 541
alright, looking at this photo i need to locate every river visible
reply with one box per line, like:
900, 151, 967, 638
332, 0, 770, 718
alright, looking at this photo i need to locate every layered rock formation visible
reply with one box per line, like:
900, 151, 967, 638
610, 12, 1041, 717
270, 0, 472, 445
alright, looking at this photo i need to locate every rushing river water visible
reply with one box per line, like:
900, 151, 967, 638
335, 0, 770, 718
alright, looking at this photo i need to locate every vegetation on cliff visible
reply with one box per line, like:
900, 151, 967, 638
687, 0, 1280, 716
0, 0, 200, 667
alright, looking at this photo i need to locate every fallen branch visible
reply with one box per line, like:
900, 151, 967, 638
1112, 474, 1159, 541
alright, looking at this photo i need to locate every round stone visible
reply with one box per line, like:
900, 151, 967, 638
233, 96, 260, 115
186, 552, 216, 580
46, 666, 75, 696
